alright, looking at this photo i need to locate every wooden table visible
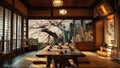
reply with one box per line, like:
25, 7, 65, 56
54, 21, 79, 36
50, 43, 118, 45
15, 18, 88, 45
36, 45, 85, 68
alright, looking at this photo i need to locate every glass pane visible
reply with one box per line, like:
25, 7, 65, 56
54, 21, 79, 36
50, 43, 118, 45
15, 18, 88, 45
13, 13, 17, 50
75, 20, 82, 42
0, 6, 3, 41
0, 6, 3, 52
28, 19, 74, 45
17, 15, 21, 48
4, 8, 11, 52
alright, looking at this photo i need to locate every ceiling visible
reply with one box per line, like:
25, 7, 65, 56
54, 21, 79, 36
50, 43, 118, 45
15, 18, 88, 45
20, 0, 101, 9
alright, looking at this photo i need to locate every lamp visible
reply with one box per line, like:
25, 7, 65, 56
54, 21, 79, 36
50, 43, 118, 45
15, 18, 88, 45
53, 0, 63, 7
59, 9, 67, 15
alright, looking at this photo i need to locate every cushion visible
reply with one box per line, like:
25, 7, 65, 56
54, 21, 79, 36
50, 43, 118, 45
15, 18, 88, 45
32, 60, 46, 64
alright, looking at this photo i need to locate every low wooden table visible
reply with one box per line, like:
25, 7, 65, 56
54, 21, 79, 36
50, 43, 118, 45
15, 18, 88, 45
36, 45, 85, 68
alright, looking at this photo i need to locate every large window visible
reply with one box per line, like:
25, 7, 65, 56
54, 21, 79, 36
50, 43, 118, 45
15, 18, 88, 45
13, 13, 17, 50
0, 6, 3, 40
13, 14, 22, 49
29, 19, 73, 45
0, 6, 3, 51
0, 5, 24, 52
4, 8, 11, 52
28, 19, 93, 45
17, 15, 22, 48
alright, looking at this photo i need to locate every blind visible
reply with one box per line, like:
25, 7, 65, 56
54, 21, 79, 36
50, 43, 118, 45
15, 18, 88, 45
0, 6, 3, 41
13, 13, 17, 50
4, 8, 11, 52
17, 15, 22, 48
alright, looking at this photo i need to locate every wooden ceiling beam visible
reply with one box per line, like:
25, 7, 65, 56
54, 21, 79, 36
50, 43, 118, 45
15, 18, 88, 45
28, 16, 93, 19
50, 0, 53, 17
20, 0, 30, 9
28, 6, 92, 10
20, 0, 96, 10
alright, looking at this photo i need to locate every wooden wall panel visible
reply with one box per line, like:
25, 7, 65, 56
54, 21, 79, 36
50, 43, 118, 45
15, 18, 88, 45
14, 0, 28, 16
4, 0, 13, 5
53, 9, 93, 17
75, 42, 93, 51
28, 9, 51, 17
28, 8, 93, 18
95, 20, 104, 49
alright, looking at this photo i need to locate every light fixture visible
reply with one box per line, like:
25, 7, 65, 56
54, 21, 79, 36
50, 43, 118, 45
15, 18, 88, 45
97, 3, 112, 16
59, 9, 67, 15
53, 0, 63, 7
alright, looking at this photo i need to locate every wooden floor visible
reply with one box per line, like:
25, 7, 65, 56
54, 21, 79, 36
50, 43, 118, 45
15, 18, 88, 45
3, 51, 120, 68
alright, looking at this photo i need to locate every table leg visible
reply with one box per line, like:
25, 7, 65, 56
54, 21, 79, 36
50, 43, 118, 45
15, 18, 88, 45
46, 56, 52, 68
73, 56, 79, 67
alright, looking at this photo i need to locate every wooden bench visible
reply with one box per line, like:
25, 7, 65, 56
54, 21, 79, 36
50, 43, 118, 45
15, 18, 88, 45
30, 57, 47, 68
32, 57, 47, 64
